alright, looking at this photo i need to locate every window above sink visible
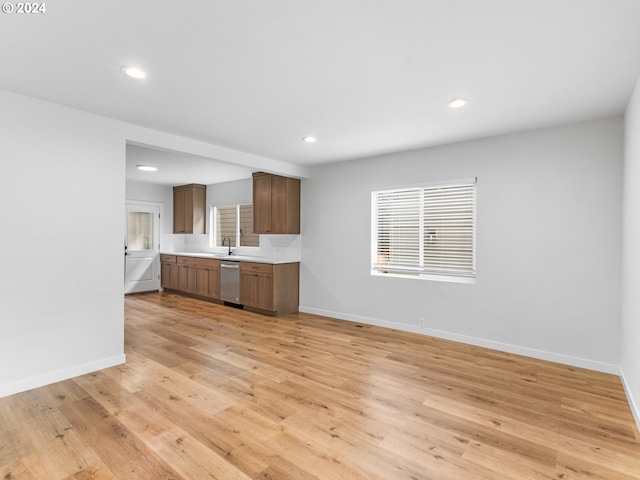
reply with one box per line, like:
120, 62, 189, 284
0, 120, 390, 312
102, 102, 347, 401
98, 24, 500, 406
210, 203, 260, 250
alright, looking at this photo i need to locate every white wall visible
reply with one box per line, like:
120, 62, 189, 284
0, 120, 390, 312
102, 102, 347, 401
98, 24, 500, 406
207, 178, 253, 208
621, 76, 640, 425
0, 90, 126, 396
300, 117, 623, 373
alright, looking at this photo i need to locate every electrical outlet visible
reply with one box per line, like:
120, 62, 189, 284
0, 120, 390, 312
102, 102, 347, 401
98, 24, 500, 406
418, 317, 425, 327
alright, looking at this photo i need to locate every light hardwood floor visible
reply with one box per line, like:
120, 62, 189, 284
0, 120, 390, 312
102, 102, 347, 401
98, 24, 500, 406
1, 291, 640, 479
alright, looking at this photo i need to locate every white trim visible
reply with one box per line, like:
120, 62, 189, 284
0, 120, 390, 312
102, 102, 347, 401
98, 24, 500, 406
298, 306, 620, 375
0, 354, 126, 399
372, 176, 477, 193
125, 199, 164, 224
211, 202, 259, 249
370, 270, 476, 284
124, 199, 165, 247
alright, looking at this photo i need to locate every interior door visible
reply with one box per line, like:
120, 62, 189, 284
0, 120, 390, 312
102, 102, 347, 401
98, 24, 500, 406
125, 203, 161, 294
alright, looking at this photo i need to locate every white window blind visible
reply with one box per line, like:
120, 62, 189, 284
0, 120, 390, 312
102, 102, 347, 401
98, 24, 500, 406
372, 179, 476, 280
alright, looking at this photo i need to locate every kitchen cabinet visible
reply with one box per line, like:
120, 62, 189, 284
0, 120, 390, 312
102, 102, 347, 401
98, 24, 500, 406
160, 255, 179, 290
173, 184, 206, 234
240, 261, 299, 315
240, 262, 273, 311
177, 256, 196, 293
252, 172, 300, 234
161, 254, 299, 316
195, 257, 220, 299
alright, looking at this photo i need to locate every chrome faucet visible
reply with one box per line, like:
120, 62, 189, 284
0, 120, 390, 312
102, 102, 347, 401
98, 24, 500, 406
222, 236, 233, 255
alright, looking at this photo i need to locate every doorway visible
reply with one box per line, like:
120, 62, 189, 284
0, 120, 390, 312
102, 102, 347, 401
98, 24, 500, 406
125, 202, 161, 294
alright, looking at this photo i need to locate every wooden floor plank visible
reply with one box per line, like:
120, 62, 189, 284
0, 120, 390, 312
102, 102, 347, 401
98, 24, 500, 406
0, 453, 50, 480
60, 462, 119, 480
146, 426, 253, 480
1, 291, 639, 479
57, 395, 181, 479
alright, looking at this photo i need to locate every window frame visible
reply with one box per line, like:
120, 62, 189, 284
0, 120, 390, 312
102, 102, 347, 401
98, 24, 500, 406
210, 203, 260, 249
371, 178, 477, 284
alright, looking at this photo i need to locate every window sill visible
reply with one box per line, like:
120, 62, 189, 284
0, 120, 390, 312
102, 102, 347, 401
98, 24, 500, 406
371, 270, 476, 284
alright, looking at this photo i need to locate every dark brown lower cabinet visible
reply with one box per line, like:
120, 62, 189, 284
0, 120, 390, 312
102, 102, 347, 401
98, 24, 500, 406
177, 257, 196, 293
240, 262, 299, 316
160, 255, 179, 290
161, 255, 299, 316
195, 258, 220, 299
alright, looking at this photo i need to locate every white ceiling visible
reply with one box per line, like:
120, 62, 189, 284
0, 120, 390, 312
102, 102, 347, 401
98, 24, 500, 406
2, 0, 640, 184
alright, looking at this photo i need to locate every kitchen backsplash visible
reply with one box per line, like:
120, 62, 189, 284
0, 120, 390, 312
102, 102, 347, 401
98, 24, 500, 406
161, 233, 301, 262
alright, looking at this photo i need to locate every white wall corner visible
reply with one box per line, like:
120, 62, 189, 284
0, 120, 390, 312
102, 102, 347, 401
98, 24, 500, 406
620, 367, 640, 433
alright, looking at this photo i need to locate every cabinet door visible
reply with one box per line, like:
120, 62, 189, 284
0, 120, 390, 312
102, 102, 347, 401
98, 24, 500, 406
173, 185, 206, 234
178, 265, 196, 292
207, 268, 220, 299
270, 174, 288, 234
161, 262, 170, 289
252, 173, 300, 234
161, 262, 179, 290
183, 190, 194, 233
240, 271, 258, 306
173, 188, 186, 233
196, 267, 220, 299
252, 173, 272, 234
254, 273, 273, 311
195, 267, 210, 297
240, 271, 273, 310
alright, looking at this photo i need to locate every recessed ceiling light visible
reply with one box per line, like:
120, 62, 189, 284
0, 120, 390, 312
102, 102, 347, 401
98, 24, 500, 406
137, 165, 157, 172
121, 66, 147, 79
302, 136, 317, 143
446, 98, 470, 109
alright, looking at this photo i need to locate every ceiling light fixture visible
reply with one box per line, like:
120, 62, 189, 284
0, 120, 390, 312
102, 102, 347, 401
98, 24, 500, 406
137, 165, 157, 172
121, 66, 147, 79
446, 97, 470, 109
302, 136, 317, 143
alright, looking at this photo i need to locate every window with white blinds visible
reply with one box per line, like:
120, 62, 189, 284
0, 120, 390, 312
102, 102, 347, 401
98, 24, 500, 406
371, 178, 476, 281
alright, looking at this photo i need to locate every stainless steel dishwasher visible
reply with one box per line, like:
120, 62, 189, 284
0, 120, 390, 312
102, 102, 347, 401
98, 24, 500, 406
220, 260, 240, 304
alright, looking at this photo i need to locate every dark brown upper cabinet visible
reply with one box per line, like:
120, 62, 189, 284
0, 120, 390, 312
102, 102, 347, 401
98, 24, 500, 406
173, 184, 206, 234
252, 172, 300, 234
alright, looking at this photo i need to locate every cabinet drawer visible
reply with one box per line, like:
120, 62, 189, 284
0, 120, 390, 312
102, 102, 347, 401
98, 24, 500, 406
160, 255, 177, 263
177, 256, 196, 266
195, 257, 220, 268
240, 262, 273, 274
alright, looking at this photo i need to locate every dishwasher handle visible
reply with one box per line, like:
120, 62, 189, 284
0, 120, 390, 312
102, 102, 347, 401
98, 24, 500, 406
221, 263, 240, 269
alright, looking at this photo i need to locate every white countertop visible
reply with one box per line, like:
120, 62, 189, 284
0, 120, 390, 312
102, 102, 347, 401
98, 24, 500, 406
160, 252, 299, 265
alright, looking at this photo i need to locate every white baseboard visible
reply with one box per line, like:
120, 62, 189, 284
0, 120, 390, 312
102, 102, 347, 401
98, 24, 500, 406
0, 354, 126, 399
299, 306, 620, 375
620, 368, 640, 432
